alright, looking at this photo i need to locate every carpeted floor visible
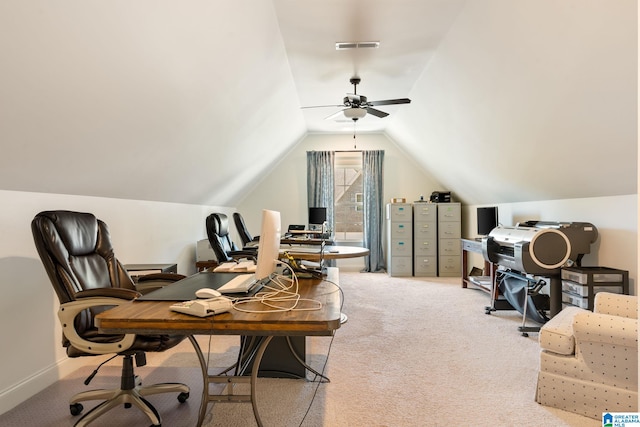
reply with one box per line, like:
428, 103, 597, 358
0, 272, 603, 426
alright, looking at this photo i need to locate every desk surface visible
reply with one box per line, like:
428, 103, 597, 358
96, 276, 342, 337
281, 245, 369, 261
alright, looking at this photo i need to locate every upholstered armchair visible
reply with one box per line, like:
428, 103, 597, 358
536, 292, 638, 419
31, 210, 190, 426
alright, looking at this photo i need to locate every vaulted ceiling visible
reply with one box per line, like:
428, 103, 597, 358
0, 1, 636, 207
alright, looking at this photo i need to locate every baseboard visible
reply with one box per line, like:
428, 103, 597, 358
0, 356, 89, 415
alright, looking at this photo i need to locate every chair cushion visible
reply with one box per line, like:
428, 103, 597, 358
539, 306, 586, 355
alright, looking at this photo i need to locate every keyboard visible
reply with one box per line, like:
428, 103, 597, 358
217, 274, 259, 294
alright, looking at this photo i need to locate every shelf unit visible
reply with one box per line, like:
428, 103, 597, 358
561, 266, 629, 311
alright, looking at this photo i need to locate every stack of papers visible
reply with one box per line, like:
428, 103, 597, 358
213, 260, 256, 273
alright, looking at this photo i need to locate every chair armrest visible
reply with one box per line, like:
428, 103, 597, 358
574, 310, 638, 349
539, 306, 586, 355
76, 288, 141, 300
229, 250, 258, 261
594, 292, 638, 319
58, 297, 137, 355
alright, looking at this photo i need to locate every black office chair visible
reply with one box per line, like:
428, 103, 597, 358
205, 213, 257, 263
31, 210, 190, 426
232, 212, 259, 248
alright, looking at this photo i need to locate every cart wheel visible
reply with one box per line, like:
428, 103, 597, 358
178, 392, 190, 403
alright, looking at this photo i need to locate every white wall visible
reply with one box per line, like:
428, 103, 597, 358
236, 132, 446, 270
462, 195, 638, 294
0, 189, 232, 414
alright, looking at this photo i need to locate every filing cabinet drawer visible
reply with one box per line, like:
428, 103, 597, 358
439, 256, 461, 276
438, 222, 461, 239
389, 257, 412, 276
437, 203, 461, 222
414, 222, 436, 239
390, 239, 412, 256
387, 203, 412, 221
414, 240, 436, 256
414, 256, 437, 276
389, 222, 412, 238
438, 239, 461, 256
413, 204, 437, 221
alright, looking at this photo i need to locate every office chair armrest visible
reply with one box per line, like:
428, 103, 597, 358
58, 297, 137, 355
229, 250, 258, 261
75, 288, 141, 300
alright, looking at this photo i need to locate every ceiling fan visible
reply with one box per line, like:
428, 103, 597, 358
302, 77, 411, 121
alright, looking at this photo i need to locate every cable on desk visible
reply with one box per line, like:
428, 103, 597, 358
232, 260, 323, 314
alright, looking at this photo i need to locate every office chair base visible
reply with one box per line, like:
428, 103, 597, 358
71, 382, 190, 427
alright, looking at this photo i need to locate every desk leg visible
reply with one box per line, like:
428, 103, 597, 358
188, 335, 273, 427
188, 336, 210, 427
250, 336, 273, 427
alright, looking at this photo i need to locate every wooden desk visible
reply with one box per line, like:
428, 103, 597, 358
96, 274, 341, 427
281, 245, 369, 261
195, 260, 217, 272
461, 238, 512, 311
460, 239, 494, 290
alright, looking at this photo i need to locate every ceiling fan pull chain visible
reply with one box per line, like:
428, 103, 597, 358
353, 122, 357, 149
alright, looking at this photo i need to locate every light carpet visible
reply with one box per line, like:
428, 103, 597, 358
0, 272, 602, 426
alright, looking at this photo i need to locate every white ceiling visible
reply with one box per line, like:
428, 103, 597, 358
0, 1, 636, 207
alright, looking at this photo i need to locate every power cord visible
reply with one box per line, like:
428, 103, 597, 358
232, 261, 323, 314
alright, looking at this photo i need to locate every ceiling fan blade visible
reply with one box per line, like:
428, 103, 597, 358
324, 109, 347, 120
366, 107, 389, 118
301, 104, 344, 109
368, 98, 411, 106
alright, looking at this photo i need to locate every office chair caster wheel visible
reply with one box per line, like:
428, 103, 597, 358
125, 402, 132, 409
178, 391, 189, 403
70, 403, 83, 416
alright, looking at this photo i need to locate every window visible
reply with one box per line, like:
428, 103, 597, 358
333, 152, 363, 241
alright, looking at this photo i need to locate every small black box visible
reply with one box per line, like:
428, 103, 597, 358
430, 191, 451, 203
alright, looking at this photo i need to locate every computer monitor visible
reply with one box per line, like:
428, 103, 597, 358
308, 207, 327, 230
477, 206, 498, 236
255, 209, 281, 281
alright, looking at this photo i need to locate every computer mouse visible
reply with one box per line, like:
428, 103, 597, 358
195, 288, 222, 299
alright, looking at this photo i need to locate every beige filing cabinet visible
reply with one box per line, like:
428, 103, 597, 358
413, 203, 437, 276
437, 202, 461, 276
386, 203, 413, 276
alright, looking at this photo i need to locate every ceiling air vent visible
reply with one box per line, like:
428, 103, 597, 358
335, 41, 380, 50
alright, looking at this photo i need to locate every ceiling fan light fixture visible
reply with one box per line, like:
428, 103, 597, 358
335, 41, 380, 50
344, 107, 367, 120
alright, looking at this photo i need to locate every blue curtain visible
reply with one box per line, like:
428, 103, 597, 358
306, 151, 335, 232
362, 150, 385, 272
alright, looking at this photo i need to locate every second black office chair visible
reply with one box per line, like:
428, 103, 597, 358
206, 213, 257, 263
233, 212, 259, 248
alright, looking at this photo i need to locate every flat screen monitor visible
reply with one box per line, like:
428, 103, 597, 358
477, 206, 498, 236
255, 209, 281, 281
308, 207, 327, 226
